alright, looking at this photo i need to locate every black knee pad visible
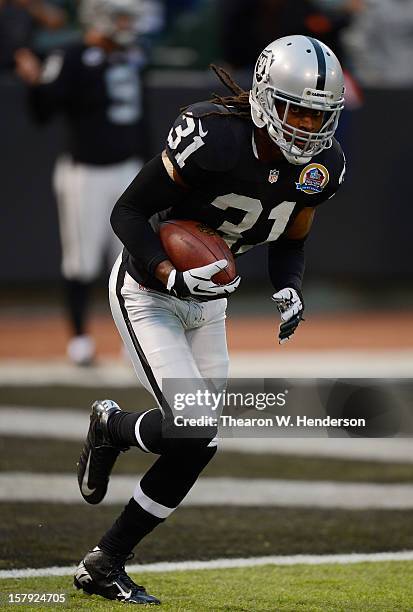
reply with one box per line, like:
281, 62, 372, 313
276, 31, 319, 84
142, 408, 218, 455
137, 408, 164, 454
164, 436, 214, 455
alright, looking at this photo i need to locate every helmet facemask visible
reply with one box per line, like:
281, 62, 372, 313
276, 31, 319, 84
262, 89, 343, 164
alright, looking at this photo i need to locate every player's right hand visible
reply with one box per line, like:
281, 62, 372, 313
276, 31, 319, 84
167, 259, 241, 299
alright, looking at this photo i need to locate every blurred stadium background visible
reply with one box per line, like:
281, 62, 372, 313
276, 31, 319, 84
1, 0, 412, 609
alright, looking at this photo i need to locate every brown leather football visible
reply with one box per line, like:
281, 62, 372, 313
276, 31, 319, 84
159, 219, 236, 285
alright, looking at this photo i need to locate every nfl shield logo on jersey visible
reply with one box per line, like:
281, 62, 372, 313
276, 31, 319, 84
268, 169, 279, 183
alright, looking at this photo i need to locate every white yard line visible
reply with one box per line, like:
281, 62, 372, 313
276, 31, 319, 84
1, 473, 413, 509
0, 407, 89, 440
1, 406, 413, 462
0, 359, 137, 387
229, 351, 413, 379
2, 551, 413, 580
0, 350, 412, 385
222, 437, 413, 463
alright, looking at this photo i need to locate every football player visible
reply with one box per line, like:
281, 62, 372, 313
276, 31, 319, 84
75, 35, 346, 604
15, 0, 151, 365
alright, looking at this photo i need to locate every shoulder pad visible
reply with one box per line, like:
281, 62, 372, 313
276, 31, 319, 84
323, 139, 345, 175
39, 43, 87, 84
166, 101, 239, 175
306, 139, 346, 205
326, 139, 346, 190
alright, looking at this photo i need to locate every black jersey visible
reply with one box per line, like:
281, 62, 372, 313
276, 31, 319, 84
29, 43, 145, 165
112, 101, 346, 294
163, 101, 345, 257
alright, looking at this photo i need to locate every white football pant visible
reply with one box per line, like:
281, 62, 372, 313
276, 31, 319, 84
109, 253, 229, 420
53, 155, 142, 281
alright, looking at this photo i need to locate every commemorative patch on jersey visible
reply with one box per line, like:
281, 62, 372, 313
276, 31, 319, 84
296, 163, 330, 195
268, 169, 280, 184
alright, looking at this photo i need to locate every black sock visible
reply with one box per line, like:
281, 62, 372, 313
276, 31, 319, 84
64, 279, 92, 336
140, 445, 217, 507
108, 409, 163, 452
98, 446, 217, 557
98, 498, 164, 557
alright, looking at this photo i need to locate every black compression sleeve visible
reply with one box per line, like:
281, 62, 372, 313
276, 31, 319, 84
268, 237, 306, 293
110, 153, 186, 276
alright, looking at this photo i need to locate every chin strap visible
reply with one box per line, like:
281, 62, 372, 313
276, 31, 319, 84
282, 149, 313, 165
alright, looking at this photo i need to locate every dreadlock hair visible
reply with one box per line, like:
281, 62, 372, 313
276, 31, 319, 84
181, 64, 252, 121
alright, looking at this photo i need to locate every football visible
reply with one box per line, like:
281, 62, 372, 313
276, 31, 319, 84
159, 219, 236, 285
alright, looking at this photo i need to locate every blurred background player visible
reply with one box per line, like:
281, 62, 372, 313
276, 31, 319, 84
15, 0, 150, 365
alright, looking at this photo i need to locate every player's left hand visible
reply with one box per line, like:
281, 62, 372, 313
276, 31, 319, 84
272, 287, 304, 344
14, 48, 41, 85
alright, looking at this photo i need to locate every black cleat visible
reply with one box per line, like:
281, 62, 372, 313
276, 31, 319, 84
74, 547, 160, 605
77, 399, 128, 505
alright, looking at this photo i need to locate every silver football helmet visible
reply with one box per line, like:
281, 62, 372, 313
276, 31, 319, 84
250, 35, 345, 165
79, 0, 144, 46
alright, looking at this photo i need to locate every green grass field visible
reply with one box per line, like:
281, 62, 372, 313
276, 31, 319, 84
1, 562, 412, 611
2, 503, 413, 569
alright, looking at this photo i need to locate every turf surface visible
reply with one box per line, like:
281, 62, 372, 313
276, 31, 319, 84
0, 386, 155, 411
2, 437, 413, 483
2, 385, 413, 609
2, 503, 413, 569
1, 562, 412, 611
